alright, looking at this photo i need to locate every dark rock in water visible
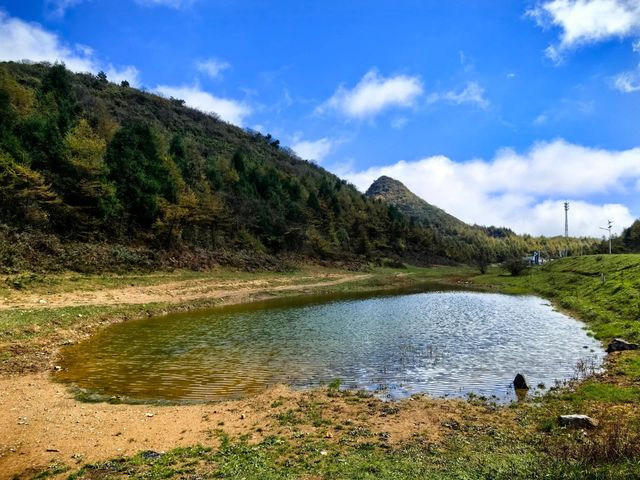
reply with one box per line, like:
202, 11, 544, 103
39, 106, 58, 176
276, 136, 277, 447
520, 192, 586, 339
513, 373, 529, 390
606, 338, 639, 353
558, 414, 598, 429
141, 450, 164, 459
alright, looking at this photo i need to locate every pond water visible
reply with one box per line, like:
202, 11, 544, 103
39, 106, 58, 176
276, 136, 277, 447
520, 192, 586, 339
57, 288, 605, 403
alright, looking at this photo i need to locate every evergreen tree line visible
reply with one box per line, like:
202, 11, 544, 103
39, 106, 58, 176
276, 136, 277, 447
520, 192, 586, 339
0, 62, 611, 272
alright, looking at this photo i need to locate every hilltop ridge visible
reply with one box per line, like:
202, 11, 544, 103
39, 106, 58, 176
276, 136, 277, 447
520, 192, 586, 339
365, 176, 468, 233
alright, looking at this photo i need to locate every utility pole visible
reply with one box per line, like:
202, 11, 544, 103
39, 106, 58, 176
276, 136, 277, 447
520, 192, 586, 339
600, 220, 613, 254
562, 202, 569, 258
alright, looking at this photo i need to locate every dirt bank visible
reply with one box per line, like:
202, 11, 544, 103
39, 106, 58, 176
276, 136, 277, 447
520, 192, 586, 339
2, 268, 472, 478
0, 372, 505, 479
0, 272, 370, 311
0, 270, 381, 375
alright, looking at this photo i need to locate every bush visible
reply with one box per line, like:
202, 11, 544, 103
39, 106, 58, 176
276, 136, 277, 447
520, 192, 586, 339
504, 257, 528, 276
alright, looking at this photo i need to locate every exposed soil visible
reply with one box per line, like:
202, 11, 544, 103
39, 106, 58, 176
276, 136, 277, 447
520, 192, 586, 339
0, 272, 375, 376
3, 269, 470, 479
0, 273, 370, 311
0, 372, 509, 479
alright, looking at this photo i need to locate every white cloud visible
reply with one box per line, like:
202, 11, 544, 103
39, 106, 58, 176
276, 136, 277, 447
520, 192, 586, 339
0, 12, 140, 86
105, 65, 140, 86
290, 137, 336, 163
529, 0, 640, 60
613, 65, 640, 92
338, 139, 640, 236
196, 58, 231, 79
390, 116, 409, 130
155, 84, 251, 126
316, 70, 423, 119
428, 81, 489, 108
46, 0, 84, 17
533, 113, 549, 125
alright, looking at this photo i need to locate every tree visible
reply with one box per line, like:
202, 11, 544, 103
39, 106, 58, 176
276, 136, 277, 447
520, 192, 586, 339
40, 63, 79, 135
0, 150, 59, 226
104, 123, 179, 228
504, 256, 527, 276
64, 119, 118, 222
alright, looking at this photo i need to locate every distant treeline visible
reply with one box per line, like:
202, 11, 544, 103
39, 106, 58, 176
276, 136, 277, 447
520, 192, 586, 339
0, 62, 611, 272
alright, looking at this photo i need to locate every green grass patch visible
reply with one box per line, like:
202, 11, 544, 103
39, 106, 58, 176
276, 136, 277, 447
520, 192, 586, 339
65, 427, 640, 480
565, 381, 640, 405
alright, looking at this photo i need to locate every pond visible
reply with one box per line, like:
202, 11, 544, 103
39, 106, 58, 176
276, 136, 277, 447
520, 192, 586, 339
56, 288, 605, 403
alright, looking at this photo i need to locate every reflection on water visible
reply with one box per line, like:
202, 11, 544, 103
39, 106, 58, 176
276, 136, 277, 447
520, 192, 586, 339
57, 289, 605, 402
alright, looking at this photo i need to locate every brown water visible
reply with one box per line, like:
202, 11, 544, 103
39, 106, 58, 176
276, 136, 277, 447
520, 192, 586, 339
57, 288, 604, 403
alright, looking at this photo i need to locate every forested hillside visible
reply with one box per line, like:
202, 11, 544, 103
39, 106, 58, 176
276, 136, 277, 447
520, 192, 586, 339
0, 62, 440, 271
0, 62, 604, 272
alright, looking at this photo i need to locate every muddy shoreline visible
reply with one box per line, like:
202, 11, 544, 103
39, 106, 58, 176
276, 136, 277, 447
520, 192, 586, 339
1, 267, 472, 478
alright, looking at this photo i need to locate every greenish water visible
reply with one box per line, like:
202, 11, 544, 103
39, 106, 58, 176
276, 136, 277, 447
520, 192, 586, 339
57, 288, 604, 403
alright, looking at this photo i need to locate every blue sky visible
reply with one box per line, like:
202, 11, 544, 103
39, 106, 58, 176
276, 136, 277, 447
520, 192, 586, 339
1, 0, 640, 236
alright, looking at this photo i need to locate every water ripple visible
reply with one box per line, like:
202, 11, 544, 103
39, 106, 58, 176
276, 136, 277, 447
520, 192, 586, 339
58, 290, 605, 402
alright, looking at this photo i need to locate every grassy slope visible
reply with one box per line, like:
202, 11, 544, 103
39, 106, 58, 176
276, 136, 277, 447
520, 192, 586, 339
18, 256, 640, 479
475, 254, 640, 343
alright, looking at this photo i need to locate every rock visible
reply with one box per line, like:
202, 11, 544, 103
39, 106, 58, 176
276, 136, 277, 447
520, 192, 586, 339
558, 414, 598, 429
606, 338, 639, 353
145, 412, 154, 417
53, 365, 62, 371
141, 450, 164, 459
513, 373, 530, 390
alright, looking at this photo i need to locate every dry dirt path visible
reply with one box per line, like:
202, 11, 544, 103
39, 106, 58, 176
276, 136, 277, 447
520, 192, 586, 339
0, 272, 371, 311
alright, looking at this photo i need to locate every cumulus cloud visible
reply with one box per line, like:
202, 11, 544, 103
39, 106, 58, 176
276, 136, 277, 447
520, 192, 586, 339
338, 139, 640, 237
290, 137, 336, 163
0, 12, 140, 86
529, 0, 640, 60
316, 70, 423, 119
155, 84, 251, 126
427, 81, 489, 108
197, 58, 231, 79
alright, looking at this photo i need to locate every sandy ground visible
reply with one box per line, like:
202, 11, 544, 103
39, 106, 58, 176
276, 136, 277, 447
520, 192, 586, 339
2, 269, 474, 479
0, 372, 492, 479
0, 271, 376, 375
0, 273, 371, 311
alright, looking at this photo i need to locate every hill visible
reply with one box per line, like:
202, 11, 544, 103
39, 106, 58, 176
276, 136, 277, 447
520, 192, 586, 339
365, 175, 600, 264
0, 62, 605, 272
0, 62, 478, 272
365, 176, 467, 233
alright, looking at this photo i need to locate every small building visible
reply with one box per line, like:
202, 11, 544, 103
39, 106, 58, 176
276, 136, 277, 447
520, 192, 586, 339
525, 251, 544, 265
